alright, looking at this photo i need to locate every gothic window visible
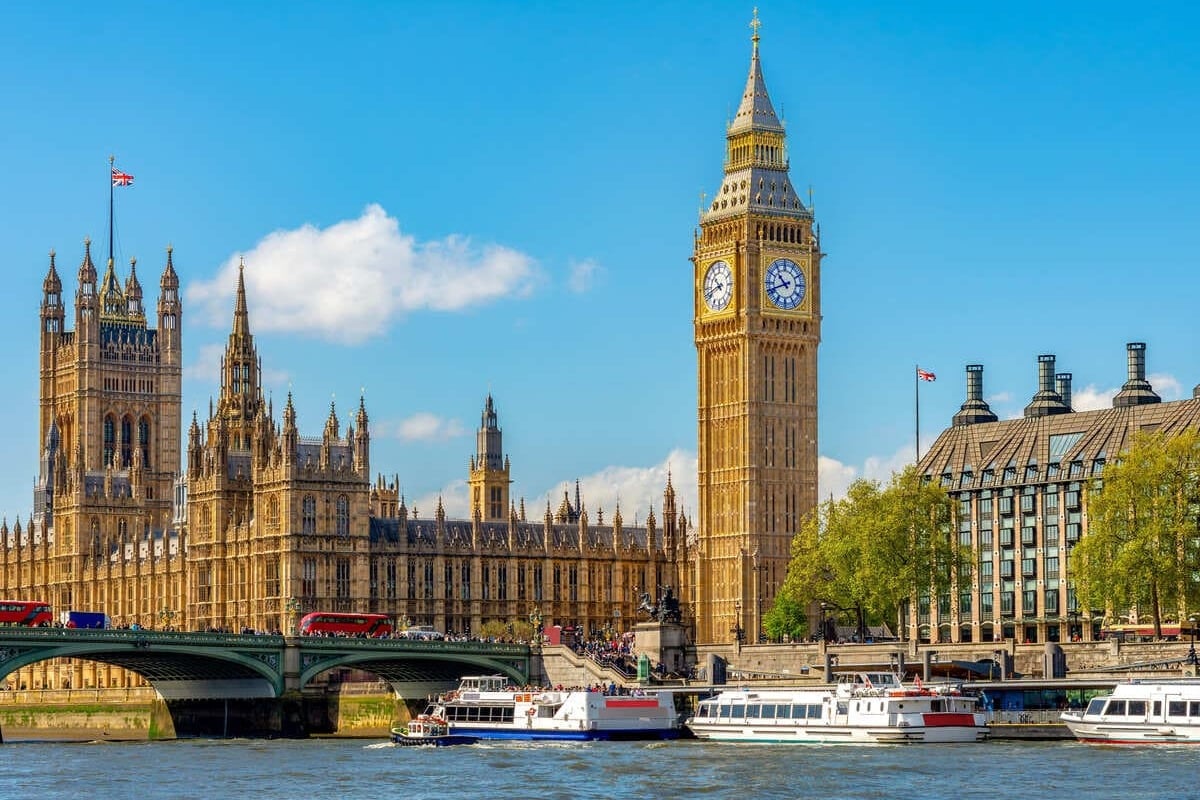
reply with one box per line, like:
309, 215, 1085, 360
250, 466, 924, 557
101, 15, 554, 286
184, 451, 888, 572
336, 495, 350, 538
103, 415, 115, 467
335, 558, 350, 598
386, 560, 397, 599
302, 495, 317, 535
91, 518, 102, 558
265, 559, 279, 597
423, 559, 434, 599
138, 417, 151, 468
498, 565, 508, 601
118, 518, 127, 541
444, 561, 454, 600
302, 558, 317, 597
267, 496, 280, 532
460, 561, 471, 600
121, 416, 133, 467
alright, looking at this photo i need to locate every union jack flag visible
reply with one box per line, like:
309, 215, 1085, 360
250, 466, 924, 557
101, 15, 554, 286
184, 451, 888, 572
111, 167, 134, 187
917, 368, 936, 382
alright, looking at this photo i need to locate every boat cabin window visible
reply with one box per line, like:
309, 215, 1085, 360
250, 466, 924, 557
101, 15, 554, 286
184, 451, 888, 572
1126, 700, 1147, 716
718, 704, 733, 719
746, 705, 761, 718
1086, 699, 1106, 715
1190, 701, 1200, 717
1168, 701, 1186, 717
1152, 701, 1161, 716
808, 705, 822, 719
696, 703, 711, 718
729, 703, 745, 718
761, 704, 777, 718
1104, 700, 1127, 716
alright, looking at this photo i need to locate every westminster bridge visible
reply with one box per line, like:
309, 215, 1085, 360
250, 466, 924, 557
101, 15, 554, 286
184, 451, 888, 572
0, 627, 531, 738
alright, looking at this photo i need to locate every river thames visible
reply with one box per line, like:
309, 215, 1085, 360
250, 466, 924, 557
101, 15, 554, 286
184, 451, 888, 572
0, 738, 1194, 799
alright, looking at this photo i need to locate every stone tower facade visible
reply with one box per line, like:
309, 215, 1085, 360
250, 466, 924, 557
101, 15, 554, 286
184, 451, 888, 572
692, 18, 822, 644
467, 394, 510, 522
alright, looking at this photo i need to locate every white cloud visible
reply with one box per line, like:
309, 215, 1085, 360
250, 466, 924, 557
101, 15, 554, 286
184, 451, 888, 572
184, 343, 224, 381
391, 413, 466, 442
818, 444, 923, 501
410, 480, 469, 521
986, 391, 1011, 405
1072, 384, 1118, 412
1148, 372, 1183, 401
567, 258, 601, 293
186, 204, 539, 344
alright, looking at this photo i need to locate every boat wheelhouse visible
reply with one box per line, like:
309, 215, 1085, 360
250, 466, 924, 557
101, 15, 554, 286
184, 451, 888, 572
686, 671, 989, 744
1061, 679, 1200, 744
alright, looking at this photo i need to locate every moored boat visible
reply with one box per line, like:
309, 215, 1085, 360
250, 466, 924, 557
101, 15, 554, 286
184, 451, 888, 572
686, 671, 989, 744
390, 714, 478, 747
424, 675, 681, 741
1061, 679, 1200, 744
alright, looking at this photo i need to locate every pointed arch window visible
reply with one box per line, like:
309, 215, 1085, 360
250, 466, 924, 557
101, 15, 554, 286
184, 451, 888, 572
138, 418, 151, 469
336, 495, 350, 538
91, 518, 102, 558
267, 496, 280, 532
121, 417, 133, 467
103, 416, 116, 467
302, 495, 317, 535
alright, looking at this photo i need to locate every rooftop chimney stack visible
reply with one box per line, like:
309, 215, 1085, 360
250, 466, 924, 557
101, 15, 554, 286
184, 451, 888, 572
1055, 373, 1073, 412
1024, 354, 1070, 418
952, 364, 999, 427
1112, 342, 1161, 408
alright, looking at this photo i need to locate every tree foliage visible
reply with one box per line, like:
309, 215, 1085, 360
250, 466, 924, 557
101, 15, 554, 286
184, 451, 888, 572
767, 465, 966, 641
1073, 430, 1200, 635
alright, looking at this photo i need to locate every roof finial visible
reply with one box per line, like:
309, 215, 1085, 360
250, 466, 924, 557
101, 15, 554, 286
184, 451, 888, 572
750, 7, 762, 52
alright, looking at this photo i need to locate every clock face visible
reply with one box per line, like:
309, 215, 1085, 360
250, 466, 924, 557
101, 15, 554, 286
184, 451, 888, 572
764, 258, 806, 310
703, 260, 733, 312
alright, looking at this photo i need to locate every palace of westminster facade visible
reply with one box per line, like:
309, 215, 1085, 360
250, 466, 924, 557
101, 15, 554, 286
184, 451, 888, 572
6, 19, 1199, 690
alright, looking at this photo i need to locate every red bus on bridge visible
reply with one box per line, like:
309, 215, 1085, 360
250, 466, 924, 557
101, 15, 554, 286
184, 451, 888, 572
298, 612, 393, 638
0, 600, 53, 627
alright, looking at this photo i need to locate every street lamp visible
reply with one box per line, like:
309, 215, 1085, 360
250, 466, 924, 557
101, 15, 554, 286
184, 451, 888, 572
528, 605, 543, 651
284, 597, 301, 635
1067, 609, 1080, 642
731, 601, 745, 647
1188, 614, 1198, 666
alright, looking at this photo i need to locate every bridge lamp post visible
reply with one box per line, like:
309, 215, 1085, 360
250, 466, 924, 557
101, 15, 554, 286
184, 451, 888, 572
158, 607, 176, 632
528, 605, 543, 652
284, 597, 301, 635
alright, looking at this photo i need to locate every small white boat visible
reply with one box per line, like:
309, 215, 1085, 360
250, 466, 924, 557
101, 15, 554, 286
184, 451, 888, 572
426, 675, 681, 741
390, 714, 477, 747
686, 671, 989, 744
1061, 679, 1200, 744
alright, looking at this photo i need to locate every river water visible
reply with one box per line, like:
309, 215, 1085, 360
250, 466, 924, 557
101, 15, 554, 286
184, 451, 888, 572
0, 738, 1192, 800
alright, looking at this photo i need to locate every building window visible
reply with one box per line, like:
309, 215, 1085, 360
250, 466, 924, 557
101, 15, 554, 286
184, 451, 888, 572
424, 560, 434, 599
482, 563, 491, 600
138, 418, 151, 468
568, 564, 579, 602
336, 495, 350, 538
518, 565, 527, 601
461, 561, 471, 601
198, 567, 212, 603
302, 558, 317, 598
960, 591, 973, 614
302, 495, 317, 534
1020, 493, 1035, 513
121, 416, 133, 466
1000, 591, 1014, 615
1045, 590, 1059, 614
533, 564, 543, 602
265, 559, 279, 597
336, 558, 350, 598
445, 561, 454, 600
1021, 558, 1036, 577
386, 560, 397, 599
498, 565, 508, 601
103, 415, 115, 467
980, 559, 993, 581
981, 590, 994, 614
1023, 590, 1038, 615
1045, 524, 1059, 548
267, 496, 280, 532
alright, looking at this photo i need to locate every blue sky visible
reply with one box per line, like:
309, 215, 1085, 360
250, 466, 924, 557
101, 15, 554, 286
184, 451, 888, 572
2, 2, 1199, 525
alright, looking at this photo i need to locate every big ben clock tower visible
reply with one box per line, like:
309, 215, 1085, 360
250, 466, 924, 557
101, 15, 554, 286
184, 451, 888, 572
693, 13, 822, 645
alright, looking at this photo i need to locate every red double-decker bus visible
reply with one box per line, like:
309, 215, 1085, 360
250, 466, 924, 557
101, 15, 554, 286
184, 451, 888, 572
298, 612, 393, 638
0, 601, 53, 627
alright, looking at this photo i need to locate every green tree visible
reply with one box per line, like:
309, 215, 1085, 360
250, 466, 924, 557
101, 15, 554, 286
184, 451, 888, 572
1074, 430, 1200, 636
767, 465, 966, 642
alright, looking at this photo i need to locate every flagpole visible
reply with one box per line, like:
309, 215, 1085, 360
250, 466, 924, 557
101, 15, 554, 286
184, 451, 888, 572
915, 364, 921, 464
108, 154, 115, 265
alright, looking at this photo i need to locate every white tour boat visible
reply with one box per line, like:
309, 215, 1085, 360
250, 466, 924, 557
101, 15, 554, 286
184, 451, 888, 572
686, 672, 989, 744
425, 675, 681, 741
1061, 679, 1200, 744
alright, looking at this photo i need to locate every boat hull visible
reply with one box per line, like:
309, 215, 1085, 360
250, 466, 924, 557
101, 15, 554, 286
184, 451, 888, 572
445, 726, 681, 742
1061, 716, 1200, 744
390, 729, 478, 747
686, 722, 987, 745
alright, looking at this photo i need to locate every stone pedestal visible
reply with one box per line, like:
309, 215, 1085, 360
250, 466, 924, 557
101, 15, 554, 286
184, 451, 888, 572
634, 622, 689, 677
